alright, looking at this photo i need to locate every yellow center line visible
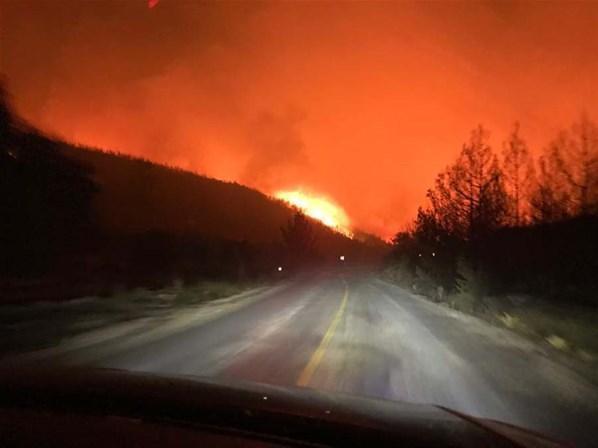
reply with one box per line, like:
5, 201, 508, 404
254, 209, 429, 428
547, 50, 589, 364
296, 282, 349, 387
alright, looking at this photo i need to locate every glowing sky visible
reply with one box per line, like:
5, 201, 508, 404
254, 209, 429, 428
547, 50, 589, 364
2, 1, 598, 238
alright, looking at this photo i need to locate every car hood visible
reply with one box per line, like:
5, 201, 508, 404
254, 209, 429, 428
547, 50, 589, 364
0, 366, 567, 447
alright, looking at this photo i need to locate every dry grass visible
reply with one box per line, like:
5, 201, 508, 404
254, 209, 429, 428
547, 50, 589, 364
0, 280, 256, 357
461, 295, 598, 363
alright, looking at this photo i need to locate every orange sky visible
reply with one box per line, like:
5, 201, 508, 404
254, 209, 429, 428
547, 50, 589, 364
2, 1, 598, 238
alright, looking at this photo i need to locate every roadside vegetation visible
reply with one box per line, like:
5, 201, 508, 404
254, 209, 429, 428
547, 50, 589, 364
384, 119, 598, 371
0, 280, 261, 357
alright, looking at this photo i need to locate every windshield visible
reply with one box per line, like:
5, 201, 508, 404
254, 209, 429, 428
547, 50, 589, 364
1, 1, 598, 447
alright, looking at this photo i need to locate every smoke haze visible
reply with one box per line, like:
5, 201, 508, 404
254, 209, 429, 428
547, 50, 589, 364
2, 0, 598, 237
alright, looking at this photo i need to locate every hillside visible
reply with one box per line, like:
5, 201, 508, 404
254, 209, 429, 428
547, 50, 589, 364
62, 146, 294, 243
61, 145, 386, 259
2, 83, 387, 303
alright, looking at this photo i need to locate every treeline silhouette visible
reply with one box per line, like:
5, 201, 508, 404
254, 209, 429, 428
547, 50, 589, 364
0, 85, 384, 302
1, 87, 96, 280
389, 120, 598, 307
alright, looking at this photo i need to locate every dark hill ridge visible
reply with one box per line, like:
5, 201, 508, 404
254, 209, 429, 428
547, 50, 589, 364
59, 145, 388, 261
2, 80, 386, 302
62, 146, 293, 243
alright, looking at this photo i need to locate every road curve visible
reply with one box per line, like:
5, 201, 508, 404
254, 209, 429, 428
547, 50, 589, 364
64, 271, 598, 447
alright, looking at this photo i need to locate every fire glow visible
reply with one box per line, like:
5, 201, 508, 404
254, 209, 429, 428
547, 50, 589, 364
275, 190, 353, 238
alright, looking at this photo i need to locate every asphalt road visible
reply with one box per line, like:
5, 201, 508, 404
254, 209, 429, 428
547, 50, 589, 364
56, 271, 598, 446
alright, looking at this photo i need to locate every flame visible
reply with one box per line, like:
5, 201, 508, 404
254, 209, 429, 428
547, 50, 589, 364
275, 190, 353, 237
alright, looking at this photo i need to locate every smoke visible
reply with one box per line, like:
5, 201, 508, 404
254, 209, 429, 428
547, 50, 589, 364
2, 1, 598, 237
242, 107, 309, 190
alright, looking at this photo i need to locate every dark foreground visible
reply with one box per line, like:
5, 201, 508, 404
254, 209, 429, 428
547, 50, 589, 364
4, 271, 598, 446
0, 367, 565, 447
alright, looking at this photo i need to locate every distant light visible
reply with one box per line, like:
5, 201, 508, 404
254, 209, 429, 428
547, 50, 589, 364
277, 266, 283, 272
339, 255, 345, 261
418, 253, 422, 257
432, 252, 436, 257
263, 396, 268, 401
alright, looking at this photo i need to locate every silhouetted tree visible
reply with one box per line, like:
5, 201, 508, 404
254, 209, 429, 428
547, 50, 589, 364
530, 149, 570, 223
0, 82, 20, 165
281, 210, 317, 266
502, 122, 535, 226
0, 85, 97, 277
388, 121, 598, 306
395, 126, 508, 294
552, 114, 598, 216
0, 83, 12, 138
427, 125, 507, 241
